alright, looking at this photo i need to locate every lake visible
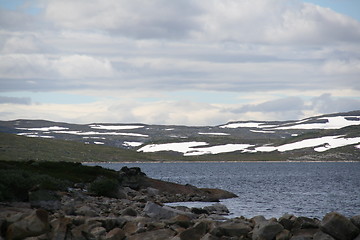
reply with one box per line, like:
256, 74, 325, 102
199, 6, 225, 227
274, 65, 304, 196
86, 161, 360, 219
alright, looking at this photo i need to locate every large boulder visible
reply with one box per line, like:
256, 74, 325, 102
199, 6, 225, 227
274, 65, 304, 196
321, 212, 359, 240
212, 221, 252, 237
144, 202, 195, 220
179, 221, 209, 240
6, 209, 50, 240
252, 219, 284, 240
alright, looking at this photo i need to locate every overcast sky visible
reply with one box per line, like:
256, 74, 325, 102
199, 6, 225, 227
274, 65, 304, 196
0, 0, 359, 125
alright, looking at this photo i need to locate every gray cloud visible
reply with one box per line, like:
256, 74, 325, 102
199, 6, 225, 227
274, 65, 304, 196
311, 93, 360, 114
0, 96, 31, 105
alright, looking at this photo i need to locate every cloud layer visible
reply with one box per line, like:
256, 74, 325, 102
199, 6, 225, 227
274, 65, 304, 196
0, 0, 359, 125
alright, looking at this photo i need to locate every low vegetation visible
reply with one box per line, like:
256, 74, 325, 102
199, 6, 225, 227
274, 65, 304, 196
0, 160, 120, 202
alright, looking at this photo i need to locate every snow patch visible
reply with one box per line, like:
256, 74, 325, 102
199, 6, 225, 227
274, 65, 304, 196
54, 131, 148, 137
184, 144, 253, 156
90, 125, 144, 130
123, 141, 143, 147
198, 132, 230, 136
275, 116, 360, 130
16, 126, 69, 131
220, 122, 275, 129
94, 141, 105, 145
250, 130, 275, 134
138, 142, 208, 154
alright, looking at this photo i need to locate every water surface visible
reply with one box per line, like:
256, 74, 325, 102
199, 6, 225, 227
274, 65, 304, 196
86, 162, 360, 219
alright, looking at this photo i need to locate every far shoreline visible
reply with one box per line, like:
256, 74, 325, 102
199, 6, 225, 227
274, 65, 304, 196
83, 160, 360, 164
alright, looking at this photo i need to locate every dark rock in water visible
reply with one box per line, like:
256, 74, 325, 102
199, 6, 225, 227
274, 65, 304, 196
321, 212, 359, 240
203, 203, 229, 215
191, 207, 209, 215
144, 201, 195, 220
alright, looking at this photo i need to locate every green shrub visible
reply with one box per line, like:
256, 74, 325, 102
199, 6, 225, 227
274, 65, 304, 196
0, 169, 71, 202
89, 177, 120, 198
0, 170, 33, 201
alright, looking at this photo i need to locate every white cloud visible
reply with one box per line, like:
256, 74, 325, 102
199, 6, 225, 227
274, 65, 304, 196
53, 55, 115, 79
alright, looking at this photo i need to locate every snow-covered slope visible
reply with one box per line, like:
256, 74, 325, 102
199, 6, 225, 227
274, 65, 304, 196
1, 110, 359, 161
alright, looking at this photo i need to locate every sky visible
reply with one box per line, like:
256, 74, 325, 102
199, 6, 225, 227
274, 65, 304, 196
0, 0, 359, 126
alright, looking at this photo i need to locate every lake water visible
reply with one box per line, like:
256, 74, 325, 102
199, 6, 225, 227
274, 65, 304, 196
86, 162, 360, 219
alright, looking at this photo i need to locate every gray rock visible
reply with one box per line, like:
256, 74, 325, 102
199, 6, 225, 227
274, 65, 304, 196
6, 209, 50, 240
276, 229, 292, 240
253, 220, 284, 240
313, 231, 336, 240
203, 203, 229, 215
122, 207, 137, 216
104, 228, 126, 240
214, 221, 252, 237
279, 214, 296, 230
144, 202, 195, 220
127, 228, 175, 240
351, 215, 360, 229
179, 221, 209, 240
321, 212, 359, 240
75, 205, 99, 217
200, 233, 220, 240
290, 236, 312, 240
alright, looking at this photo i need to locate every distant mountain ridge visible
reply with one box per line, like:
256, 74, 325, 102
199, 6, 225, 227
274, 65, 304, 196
1, 110, 359, 162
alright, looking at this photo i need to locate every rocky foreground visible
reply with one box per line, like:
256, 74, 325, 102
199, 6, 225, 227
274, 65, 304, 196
0, 167, 360, 240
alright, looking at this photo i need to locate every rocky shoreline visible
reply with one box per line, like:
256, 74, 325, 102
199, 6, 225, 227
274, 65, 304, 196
1, 166, 360, 240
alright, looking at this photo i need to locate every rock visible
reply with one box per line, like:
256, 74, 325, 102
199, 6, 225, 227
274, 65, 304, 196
203, 203, 229, 215
89, 226, 106, 238
75, 205, 99, 217
127, 228, 175, 240
144, 202, 195, 220
122, 207, 137, 217
290, 236, 312, 240
211, 221, 251, 237
191, 208, 209, 215
252, 219, 284, 240
50, 216, 72, 240
6, 209, 50, 240
351, 215, 360, 229
293, 217, 320, 229
179, 221, 209, 240
279, 214, 296, 230
321, 212, 359, 240
313, 231, 336, 240
104, 228, 126, 240
147, 187, 160, 197
168, 214, 193, 228
276, 229, 292, 240
200, 233, 220, 240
